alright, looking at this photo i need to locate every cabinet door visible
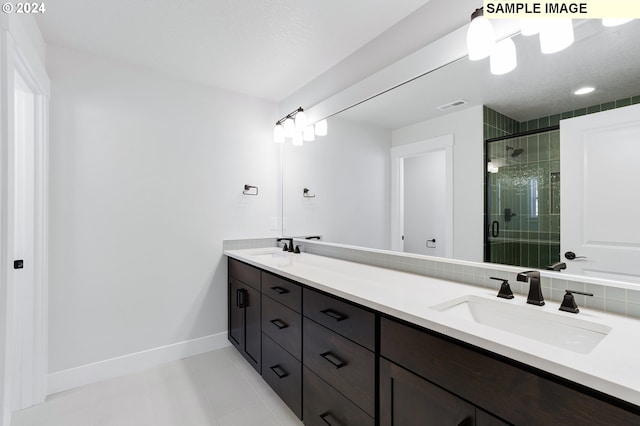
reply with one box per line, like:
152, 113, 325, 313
244, 284, 262, 373
228, 278, 244, 349
380, 358, 475, 426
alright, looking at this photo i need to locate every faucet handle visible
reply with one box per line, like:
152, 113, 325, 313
559, 289, 594, 314
490, 277, 514, 299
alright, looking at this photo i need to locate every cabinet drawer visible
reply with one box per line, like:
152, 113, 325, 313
261, 272, 301, 312
303, 367, 374, 426
262, 294, 301, 360
262, 334, 302, 419
228, 258, 260, 290
381, 317, 640, 425
303, 318, 375, 416
303, 288, 375, 351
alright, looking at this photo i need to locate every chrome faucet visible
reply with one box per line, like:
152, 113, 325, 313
517, 270, 545, 306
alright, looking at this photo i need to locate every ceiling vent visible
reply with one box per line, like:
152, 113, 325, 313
436, 99, 469, 111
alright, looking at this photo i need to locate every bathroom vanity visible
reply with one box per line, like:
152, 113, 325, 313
225, 248, 640, 425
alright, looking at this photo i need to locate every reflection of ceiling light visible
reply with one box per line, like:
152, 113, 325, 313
539, 19, 574, 54
487, 161, 499, 173
574, 87, 595, 95
602, 18, 633, 27
467, 8, 495, 60
490, 38, 517, 75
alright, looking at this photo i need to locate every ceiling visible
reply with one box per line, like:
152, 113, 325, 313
339, 19, 640, 128
35, 0, 434, 102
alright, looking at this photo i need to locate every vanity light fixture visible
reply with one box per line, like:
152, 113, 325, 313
519, 19, 540, 36
467, 8, 495, 60
273, 107, 328, 145
490, 37, 517, 75
573, 86, 595, 95
539, 19, 574, 54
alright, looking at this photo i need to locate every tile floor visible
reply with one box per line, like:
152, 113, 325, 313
11, 347, 304, 426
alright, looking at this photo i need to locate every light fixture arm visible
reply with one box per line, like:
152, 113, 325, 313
275, 107, 304, 126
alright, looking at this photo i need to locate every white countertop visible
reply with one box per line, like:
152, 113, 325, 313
225, 247, 640, 407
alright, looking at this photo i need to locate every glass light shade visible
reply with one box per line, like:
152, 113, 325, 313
283, 117, 295, 138
520, 19, 539, 36
292, 131, 303, 146
490, 37, 517, 75
314, 119, 328, 136
467, 15, 495, 60
273, 124, 285, 143
294, 110, 307, 131
602, 18, 633, 27
303, 125, 315, 141
539, 19, 574, 54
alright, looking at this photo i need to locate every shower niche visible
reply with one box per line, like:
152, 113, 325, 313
484, 107, 561, 270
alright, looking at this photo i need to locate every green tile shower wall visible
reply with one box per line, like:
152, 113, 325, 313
519, 95, 640, 132
486, 128, 561, 269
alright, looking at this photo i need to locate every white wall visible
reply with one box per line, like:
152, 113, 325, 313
282, 117, 390, 249
47, 46, 279, 377
392, 106, 483, 262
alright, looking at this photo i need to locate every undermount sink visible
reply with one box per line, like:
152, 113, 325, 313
431, 295, 611, 354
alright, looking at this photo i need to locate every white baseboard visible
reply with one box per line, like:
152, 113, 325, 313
47, 332, 230, 395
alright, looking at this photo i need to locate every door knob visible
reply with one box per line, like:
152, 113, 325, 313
565, 251, 587, 260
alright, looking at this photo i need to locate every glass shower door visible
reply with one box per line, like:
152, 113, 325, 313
485, 129, 561, 269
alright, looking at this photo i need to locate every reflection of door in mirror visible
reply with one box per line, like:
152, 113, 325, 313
391, 134, 453, 257
561, 103, 640, 282
485, 108, 561, 270
403, 151, 446, 256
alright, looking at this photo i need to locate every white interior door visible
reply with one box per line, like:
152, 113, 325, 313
391, 134, 453, 256
561, 104, 640, 281
403, 151, 446, 256
11, 73, 37, 410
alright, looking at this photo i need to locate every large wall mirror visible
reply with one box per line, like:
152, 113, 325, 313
282, 19, 640, 281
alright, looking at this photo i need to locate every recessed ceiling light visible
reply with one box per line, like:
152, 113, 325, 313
574, 87, 595, 95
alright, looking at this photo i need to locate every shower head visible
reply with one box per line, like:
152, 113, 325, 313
506, 145, 524, 157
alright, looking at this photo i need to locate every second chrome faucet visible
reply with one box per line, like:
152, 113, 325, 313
517, 270, 545, 306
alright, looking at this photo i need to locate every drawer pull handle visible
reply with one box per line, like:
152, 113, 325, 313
320, 351, 347, 369
271, 286, 289, 295
321, 308, 348, 322
320, 412, 343, 426
237, 289, 247, 308
269, 364, 289, 379
270, 319, 289, 329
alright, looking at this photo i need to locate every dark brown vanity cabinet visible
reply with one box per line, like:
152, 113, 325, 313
228, 259, 261, 373
302, 288, 376, 425
261, 272, 303, 419
227, 258, 640, 426
381, 317, 640, 426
